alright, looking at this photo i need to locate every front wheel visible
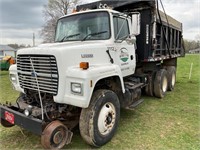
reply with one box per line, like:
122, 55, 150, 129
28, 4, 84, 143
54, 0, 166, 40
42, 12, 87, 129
41, 121, 72, 149
79, 90, 120, 147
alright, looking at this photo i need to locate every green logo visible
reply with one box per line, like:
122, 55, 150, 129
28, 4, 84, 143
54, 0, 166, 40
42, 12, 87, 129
120, 48, 129, 62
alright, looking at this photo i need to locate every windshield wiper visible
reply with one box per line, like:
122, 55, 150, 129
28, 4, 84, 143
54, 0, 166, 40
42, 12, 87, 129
60, 33, 80, 42
82, 31, 108, 41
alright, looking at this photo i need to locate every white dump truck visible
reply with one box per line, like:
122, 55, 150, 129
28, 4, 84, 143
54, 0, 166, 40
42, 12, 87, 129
0, 0, 184, 149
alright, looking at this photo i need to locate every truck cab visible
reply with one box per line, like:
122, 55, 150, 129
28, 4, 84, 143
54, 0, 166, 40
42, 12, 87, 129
10, 9, 141, 108
55, 9, 138, 77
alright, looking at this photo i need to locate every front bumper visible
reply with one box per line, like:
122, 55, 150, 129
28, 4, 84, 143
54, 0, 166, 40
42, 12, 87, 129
0, 105, 43, 135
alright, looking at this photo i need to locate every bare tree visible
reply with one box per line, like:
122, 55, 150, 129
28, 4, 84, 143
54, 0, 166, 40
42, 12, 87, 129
41, 0, 81, 43
184, 39, 200, 53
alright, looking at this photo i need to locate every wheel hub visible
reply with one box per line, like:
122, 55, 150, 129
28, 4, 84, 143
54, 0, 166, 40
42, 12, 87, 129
106, 113, 113, 125
172, 73, 176, 86
162, 76, 168, 92
98, 102, 116, 135
53, 131, 63, 144
41, 121, 73, 149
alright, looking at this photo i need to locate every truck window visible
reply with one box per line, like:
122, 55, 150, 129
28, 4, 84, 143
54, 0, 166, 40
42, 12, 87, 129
113, 17, 130, 40
55, 12, 110, 42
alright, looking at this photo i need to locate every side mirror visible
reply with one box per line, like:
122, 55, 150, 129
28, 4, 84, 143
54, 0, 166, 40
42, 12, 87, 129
132, 12, 141, 35
126, 35, 136, 45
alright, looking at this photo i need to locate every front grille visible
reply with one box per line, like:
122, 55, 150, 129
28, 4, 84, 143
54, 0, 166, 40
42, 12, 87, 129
17, 55, 59, 95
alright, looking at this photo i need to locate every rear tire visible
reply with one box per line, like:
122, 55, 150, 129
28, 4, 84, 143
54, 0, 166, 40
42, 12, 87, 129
166, 66, 176, 91
145, 72, 155, 96
154, 69, 168, 98
79, 90, 120, 147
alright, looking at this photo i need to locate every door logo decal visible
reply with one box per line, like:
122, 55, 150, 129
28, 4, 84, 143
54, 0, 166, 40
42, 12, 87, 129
120, 48, 129, 62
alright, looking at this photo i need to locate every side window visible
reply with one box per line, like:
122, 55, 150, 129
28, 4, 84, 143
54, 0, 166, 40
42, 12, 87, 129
113, 17, 129, 40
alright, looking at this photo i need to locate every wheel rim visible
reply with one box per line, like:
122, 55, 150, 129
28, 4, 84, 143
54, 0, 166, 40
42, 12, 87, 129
52, 129, 65, 145
41, 121, 69, 149
98, 102, 116, 135
171, 73, 176, 87
162, 76, 168, 92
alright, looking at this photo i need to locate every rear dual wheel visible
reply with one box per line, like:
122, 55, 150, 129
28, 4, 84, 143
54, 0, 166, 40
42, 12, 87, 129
166, 66, 176, 91
145, 67, 176, 98
145, 70, 168, 98
154, 69, 168, 98
145, 72, 155, 97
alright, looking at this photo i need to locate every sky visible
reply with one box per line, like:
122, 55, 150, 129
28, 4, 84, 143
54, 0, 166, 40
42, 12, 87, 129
0, 0, 199, 46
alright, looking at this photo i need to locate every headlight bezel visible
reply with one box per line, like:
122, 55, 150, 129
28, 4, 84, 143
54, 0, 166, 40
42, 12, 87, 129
9, 74, 17, 84
71, 82, 83, 95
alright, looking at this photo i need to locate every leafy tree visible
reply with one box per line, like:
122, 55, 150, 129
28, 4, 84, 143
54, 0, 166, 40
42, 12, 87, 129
40, 0, 81, 43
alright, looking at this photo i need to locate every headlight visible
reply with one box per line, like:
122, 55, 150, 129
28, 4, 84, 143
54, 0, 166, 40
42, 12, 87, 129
71, 82, 83, 95
24, 105, 33, 117
10, 74, 17, 84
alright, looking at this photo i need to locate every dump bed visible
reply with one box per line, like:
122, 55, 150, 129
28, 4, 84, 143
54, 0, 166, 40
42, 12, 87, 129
77, 0, 155, 10
77, 0, 185, 63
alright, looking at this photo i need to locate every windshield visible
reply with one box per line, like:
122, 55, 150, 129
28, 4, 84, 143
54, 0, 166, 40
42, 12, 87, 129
55, 11, 110, 42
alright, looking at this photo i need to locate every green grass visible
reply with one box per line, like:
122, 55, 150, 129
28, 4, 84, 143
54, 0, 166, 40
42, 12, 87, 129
0, 54, 200, 149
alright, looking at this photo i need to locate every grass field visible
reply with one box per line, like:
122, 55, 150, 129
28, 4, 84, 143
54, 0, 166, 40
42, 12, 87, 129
0, 54, 199, 149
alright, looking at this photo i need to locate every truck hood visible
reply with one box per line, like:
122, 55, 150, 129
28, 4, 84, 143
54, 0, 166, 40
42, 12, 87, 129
17, 41, 113, 69
18, 41, 112, 54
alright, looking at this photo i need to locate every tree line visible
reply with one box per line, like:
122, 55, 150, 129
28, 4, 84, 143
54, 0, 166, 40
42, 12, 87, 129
8, 44, 31, 49
184, 39, 200, 53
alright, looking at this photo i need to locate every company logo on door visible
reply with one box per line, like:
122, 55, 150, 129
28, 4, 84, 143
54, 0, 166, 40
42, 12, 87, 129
120, 48, 129, 62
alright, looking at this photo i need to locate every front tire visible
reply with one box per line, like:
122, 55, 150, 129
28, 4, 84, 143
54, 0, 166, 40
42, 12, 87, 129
79, 90, 120, 147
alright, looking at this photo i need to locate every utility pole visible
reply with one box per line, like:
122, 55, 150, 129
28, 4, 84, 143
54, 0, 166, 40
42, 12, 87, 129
64, 0, 68, 15
33, 33, 35, 47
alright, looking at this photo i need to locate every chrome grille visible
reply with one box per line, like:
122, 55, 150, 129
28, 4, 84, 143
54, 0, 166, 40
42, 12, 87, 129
17, 55, 59, 95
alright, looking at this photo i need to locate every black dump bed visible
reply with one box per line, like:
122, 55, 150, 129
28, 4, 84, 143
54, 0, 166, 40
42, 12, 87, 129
77, 0, 155, 11
77, 0, 185, 63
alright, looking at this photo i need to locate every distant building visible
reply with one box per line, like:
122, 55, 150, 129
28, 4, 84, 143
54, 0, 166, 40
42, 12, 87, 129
0, 45, 17, 58
189, 48, 200, 54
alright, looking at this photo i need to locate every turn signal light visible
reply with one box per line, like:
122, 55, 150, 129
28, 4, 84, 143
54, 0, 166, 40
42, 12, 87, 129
80, 62, 89, 70
72, 8, 77, 13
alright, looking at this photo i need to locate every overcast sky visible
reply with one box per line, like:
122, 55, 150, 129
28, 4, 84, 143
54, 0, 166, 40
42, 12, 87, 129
0, 0, 199, 46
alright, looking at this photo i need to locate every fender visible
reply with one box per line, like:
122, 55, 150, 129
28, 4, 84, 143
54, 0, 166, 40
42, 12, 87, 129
54, 64, 125, 108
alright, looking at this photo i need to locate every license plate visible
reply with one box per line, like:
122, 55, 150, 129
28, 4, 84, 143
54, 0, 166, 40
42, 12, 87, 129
4, 111, 15, 124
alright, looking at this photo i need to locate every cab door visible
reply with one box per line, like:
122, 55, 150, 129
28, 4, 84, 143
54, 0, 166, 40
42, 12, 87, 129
112, 16, 136, 77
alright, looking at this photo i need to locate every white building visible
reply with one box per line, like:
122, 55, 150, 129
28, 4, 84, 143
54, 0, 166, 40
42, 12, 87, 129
0, 45, 17, 58
189, 48, 200, 54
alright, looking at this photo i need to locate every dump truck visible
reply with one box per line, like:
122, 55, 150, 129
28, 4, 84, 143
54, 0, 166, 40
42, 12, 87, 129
0, 0, 184, 149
